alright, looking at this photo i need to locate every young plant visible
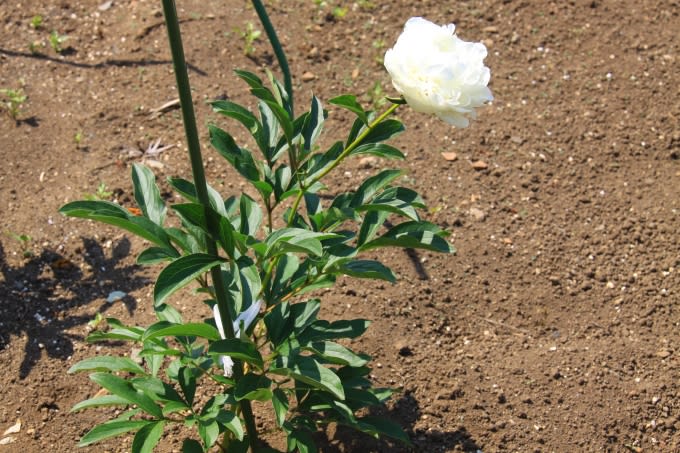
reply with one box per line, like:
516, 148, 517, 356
7, 232, 33, 258
83, 182, 113, 201
30, 15, 43, 29
61, 7, 492, 453
0, 88, 27, 120
237, 22, 261, 56
49, 30, 67, 53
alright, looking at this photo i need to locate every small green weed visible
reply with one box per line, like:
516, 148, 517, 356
0, 88, 27, 120
84, 182, 113, 201
30, 15, 43, 29
49, 30, 67, 53
7, 231, 33, 258
237, 22, 261, 56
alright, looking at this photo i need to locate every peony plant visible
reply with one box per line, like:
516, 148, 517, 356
61, 3, 491, 452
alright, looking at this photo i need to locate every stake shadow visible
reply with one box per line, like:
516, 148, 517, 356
0, 48, 207, 76
0, 237, 150, 378
316, 392, 481, 452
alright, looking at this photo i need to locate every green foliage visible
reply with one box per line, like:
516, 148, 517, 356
83, 182, 113, 201
236, 22, 261, 56
48, 30, 67, 53
62, 15, 454, 452
30, 15, 44, 29
0, 88, 27, 120
7, 231, 33, 258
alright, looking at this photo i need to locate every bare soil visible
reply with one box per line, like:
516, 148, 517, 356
1, 0, 679, 452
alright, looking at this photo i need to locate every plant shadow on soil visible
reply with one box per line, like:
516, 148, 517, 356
310, 392, 480, 452
0, 237, 149, 378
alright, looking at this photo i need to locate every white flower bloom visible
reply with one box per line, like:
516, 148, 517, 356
213, 300, 262, 377
384, 17, 493, 127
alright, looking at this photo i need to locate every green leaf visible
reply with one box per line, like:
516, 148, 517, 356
210, 99, 265, 150
137, 246, 177, 265
359, 119, 404, 144
290, 429, 318, 453
239, 194, 262, 236
359, 221, 455, 253
59, 200, 177, 253
78, 420, 150, 447
209, 125, 260, 181
154, 254, 224, 307
198, 419, 219, 449
167, 177, 229, 218
90, 373, 163, 418
209, 338, 264, 369
357, 187, 425, 221
356, 416, 411, 445
234, 374, 272, 401
264, 229, 340, 258
301, 96, 325, 154
71, 394, 130, 412
131, 163, 166, 226
234, 69, 265, 90
298, 319, 370, 344
68, 356, 146, 375
357, 210, 388, 246
303, 341, 369, 367
181, 438, 205, 453
291, 299, 321, 333
270, 356, 345, 400
272, 388, 289, 427
259, 101, 280, 157
172, 203, 236, 258
329, 95, 368, 125
332, 260, 395, 283
142, 322, 221, 341
263, 302, 291, 347
216, 410, 244, 441
349, 143, 405, 160
351, 169, 403, 207
179, 367, 197, 407
131, 377, 185, 404
132, 420, 165, 453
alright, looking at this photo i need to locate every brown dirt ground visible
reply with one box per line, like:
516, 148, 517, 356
1, 0, 679, 452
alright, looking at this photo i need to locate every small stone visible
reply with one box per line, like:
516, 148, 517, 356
441, 151, 458, 161
469, 207, 486, 221
656, 349, 672, 359
483, 26, 499, 33
398, 346, 413, 357
471, 160, 488, 170
358, 156, 378, 169
301, 71, 316, 82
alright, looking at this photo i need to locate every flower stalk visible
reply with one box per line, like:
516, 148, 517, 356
251, 0, 294, 115
160, 0, 258, 450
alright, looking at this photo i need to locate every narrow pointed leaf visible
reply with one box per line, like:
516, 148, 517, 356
329, 95, 368, 125
332, 260, 395, 283
132, 421, 165, 453
270, 356, 344, 400
131, 163, 166, 226
89, 373, 163, 418
71, 394, 130, 412
78, 420, 150, 447
209, 339, 264, 369
154, 254, 224, 307
59, 200, 177, 253
68, 356, 146, 375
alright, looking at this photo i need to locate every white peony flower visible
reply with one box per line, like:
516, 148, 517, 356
213, 300, 262, 377
384, 17, 493, 127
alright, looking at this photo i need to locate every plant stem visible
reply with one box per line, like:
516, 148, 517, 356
251, 0, 294, 115
287, 102, 401, 223
160, 1, 259, 451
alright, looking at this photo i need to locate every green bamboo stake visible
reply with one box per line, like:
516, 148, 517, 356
160, 1, 259, 450
251, 0, 294, 115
